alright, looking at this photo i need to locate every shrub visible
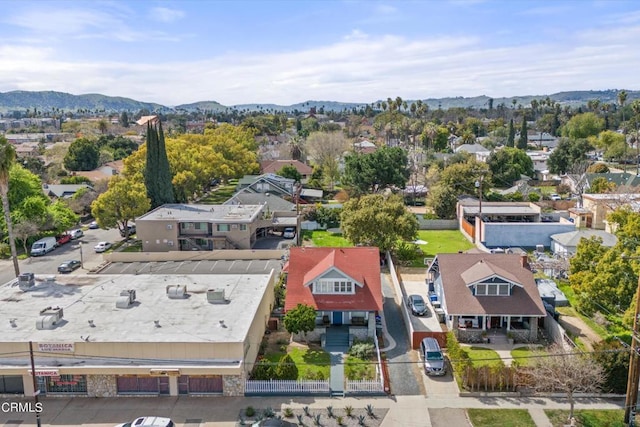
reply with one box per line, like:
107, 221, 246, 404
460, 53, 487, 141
336, 415, 344, 426
327, 405, 334, 418
283, 408, 294, 418
366, 404, 376, 418
263, 407, 275, 418
0, 242, 10, 258
303, 406, 311, 417
527, 192, 541, 202
245, 406, 256, 417
349, 339, 375, 359
344, 405, 354, 417
296, 414, 303, 425
358, 415, 366, 426
313, 414, 322, 426
275, 354, 298, 380
251, 359, 273, 380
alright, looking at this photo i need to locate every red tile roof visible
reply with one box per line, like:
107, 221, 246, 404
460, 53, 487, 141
285, 247, 382, 312
436, 253, 546, 317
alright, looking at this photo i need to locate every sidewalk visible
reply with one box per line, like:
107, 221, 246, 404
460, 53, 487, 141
0, 395, 624, 427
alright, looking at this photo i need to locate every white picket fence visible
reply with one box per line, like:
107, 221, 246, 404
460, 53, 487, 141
245, 379, 329, 395
346, 378, 384, 393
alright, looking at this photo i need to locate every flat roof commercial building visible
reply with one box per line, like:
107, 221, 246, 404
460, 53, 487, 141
0, 271, 275, 397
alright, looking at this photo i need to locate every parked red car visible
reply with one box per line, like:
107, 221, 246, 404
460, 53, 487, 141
56, 233, 72, 245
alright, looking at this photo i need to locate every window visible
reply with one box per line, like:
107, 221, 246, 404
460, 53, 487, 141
313, 280, 354, 294
475, 281, 511, 296
217, 224, 230, 232
194, 223, 202, 230
240, 224, 247, 231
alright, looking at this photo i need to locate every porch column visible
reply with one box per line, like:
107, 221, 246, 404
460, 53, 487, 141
482, 316, 487, 331
506, 317, 511, 331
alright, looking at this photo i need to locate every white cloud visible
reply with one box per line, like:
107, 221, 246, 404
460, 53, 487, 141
150, 7, 185, 23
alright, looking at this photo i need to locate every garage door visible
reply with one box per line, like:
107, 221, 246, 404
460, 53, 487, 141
0, 375, 24, 394
117, 376, 169, 394
178, 375, 223, 394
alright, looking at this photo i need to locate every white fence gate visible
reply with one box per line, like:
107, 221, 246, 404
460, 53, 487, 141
245, 379, 330, 395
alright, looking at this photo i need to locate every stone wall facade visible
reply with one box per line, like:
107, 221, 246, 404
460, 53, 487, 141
349, 327, 369, 342
223, 374, 244, 396
87, 374, 117, 397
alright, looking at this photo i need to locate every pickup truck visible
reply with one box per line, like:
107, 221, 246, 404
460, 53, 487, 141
56, 233, 72, 245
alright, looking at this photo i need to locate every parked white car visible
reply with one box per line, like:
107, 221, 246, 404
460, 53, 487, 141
550, 194, 561, 201
94, 241, 112, 253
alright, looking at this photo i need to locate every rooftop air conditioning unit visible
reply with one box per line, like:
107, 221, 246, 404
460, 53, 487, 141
207, 289, 229, 304
166, 284, 187, 299
18, 272, 35, 291
36, 306, 63, 330
116, 289, 136, 309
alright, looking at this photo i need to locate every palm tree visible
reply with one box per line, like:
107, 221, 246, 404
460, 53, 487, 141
0, 137, 19, 277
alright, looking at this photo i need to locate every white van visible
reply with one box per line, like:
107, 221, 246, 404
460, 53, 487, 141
115, 416, 174, 427
30, 237, 57, 257
420, 337, 446, 376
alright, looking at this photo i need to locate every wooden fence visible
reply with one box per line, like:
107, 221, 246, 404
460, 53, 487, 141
462, 365, 521, 392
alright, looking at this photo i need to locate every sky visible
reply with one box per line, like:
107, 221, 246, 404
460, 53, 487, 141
0, 0, 638, 107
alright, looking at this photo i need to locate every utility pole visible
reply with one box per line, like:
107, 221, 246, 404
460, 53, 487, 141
625, 273, 640, 425
474, 171, 487, 244
29, 341, 42, 427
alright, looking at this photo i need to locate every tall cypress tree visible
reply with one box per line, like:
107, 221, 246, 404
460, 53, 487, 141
144, 119, 174, 209
507, 119, 515, 147
517, 119, 528, 150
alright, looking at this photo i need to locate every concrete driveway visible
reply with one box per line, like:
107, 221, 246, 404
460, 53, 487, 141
381, 274, 424, 396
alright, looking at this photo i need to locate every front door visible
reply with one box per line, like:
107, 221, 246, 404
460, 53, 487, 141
332, 311, 343, 325
490, 316, 501, 329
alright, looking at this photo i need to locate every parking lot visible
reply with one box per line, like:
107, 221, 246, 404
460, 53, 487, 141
403, 280, 443, 332
99, 259, 283, 275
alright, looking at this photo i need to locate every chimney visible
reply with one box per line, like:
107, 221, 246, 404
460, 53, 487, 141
520, 254, 529, 270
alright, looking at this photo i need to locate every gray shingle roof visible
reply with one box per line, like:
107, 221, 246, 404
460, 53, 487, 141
550, 229, 618, 247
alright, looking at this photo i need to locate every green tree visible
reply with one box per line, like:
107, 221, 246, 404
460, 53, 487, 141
63, 138, 100, 171
589, 176, 616, 194
305, 131, 348, 190
562, 112, 605, 140
506, 118, 515, 147
91, 176, 151, 238
144, 120, 175, 209
283, 303, 316, 342
342, 146, 409, 195
97, 119, 108, 134
517, 120, 528, 149
487, 147, 533, 187
592, 338, 629, 394
0, 138, 19, 276
548, 138, 593, 174
119, 111, 129, 127
277, 165, 302, 182
274, 354, 298, 380
340, 194, 417, 252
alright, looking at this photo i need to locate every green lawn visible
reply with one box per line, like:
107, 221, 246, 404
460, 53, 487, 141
467, 409, 536, 427
462, 346, 504, 368
344, 355, 377, 380
416, 230, 474, 257
302, 230, 351, 247
198, 184, 237, 204
510, 346, 547, 367
545, 409, 626, 427
120, 240, 143, 252
264, 347, 330, 380
556, 281, 608, 339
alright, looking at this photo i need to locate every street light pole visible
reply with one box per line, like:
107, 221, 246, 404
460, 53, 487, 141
625, 273, 640, 425
79, 242, 84, 269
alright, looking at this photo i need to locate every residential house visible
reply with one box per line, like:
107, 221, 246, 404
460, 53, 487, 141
236, 173, 296, 198
0, 272, 275, 397
13, 143, 40, 158
426, 253, 546, 343
260, 159, 313, 182
550, 229, 617, 256
353, 140, 377, 154
575, 193, 640, 232
454, 143, 491, 162
136, 203, 269, 252
561, 172, 640, 196
74, 160, 124, 183
43, 184, 91, 199
527, 132, 559, 150
285, 247, 383, 343
526, 151, 553, 181
223, 192, 298, 236
457, 199, 575, 249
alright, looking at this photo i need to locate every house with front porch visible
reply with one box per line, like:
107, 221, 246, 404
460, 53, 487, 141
427, 253, 546, 343
284, 247, 382, 345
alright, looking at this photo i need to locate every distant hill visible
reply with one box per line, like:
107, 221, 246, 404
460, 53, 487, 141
0, 90, 165, 114
1, 89, 638, 114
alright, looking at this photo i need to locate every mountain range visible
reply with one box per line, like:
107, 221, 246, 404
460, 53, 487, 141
0, 89, 637, 115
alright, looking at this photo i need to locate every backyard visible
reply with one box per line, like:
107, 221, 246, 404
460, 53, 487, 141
415, 230, 475, 257
302, 230, 351, 247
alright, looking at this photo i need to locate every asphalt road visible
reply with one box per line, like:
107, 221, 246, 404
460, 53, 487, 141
380, 274, 423, 396
0, 226, 121, 285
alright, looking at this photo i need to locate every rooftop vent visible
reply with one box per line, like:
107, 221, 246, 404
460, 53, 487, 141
207, 289, 229, 304
166, 284, 187, 299
36, 306, 63, 330
18, 272, 35, 291
116, 289, 136, 309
